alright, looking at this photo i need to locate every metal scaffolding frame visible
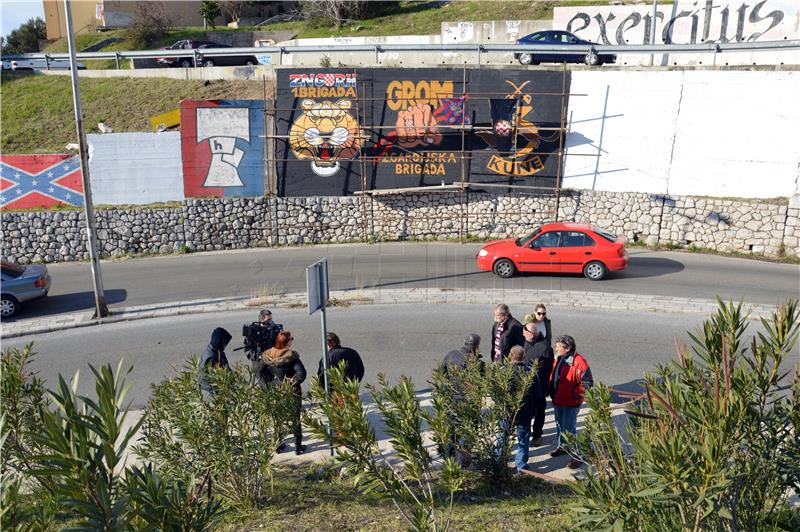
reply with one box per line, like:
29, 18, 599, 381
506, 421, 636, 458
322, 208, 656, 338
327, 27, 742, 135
264, 64, 579, 243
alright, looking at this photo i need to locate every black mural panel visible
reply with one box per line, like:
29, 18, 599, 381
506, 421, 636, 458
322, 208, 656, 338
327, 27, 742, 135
276, 68, 570, 196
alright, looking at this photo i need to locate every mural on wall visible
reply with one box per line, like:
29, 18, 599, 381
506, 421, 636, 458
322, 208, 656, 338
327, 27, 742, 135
181, 99, 265, 198
0, 155, 84, 210
553, 0, 797, 46
276, 68, 569, 196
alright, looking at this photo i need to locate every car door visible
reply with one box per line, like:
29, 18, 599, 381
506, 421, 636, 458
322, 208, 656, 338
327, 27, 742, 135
556, 231, 597, 273
553, 31, 580, 63
516, 230, 562, 273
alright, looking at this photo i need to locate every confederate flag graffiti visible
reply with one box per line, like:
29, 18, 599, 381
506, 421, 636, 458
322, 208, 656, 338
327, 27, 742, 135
0, 155, 84, 209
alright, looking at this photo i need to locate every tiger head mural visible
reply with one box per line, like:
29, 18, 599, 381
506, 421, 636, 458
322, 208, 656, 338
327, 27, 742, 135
289, 99, 363, 177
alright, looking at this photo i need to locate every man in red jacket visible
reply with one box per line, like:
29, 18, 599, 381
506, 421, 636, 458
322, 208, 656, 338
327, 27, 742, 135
548, 335, 593, 469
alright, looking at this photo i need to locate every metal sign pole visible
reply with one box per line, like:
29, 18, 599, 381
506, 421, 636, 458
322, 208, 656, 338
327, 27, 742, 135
307, 258, 333, 456
64, 0, 109, 319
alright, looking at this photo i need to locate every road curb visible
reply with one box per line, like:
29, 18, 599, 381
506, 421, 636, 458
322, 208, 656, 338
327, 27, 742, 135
1, 288, 779, 339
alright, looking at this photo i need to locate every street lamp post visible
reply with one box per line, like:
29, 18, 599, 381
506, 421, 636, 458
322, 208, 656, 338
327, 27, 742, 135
64, 0, 109, 318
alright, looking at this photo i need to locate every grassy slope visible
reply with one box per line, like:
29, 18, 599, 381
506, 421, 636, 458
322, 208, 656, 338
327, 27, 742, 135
222, 463, 577, 531
0, 74, 267, 154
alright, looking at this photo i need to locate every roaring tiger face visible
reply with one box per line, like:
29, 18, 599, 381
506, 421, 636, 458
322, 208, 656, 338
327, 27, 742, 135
289, 99, 362, 177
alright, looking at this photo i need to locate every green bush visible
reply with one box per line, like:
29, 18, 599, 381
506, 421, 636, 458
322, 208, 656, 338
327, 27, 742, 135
1, 344, 51, 490
430, 356, 534, 486
571, 299, 800, 530
32, 361, 141, 530
306, 366, 464, 532
125, 463, 224, 531
136, 359, 298, 509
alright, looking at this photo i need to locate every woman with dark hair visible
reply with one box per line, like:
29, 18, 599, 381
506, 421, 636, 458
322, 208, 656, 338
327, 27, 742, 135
259, 330, 307, 454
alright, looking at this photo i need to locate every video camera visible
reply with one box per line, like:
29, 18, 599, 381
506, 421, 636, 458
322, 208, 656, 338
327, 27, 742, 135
241, 321, 283, 361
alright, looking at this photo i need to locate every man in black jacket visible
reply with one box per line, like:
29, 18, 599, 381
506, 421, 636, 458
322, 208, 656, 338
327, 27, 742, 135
522, 322, 554, 446
490, 303, 524, 363
318, 332, 365, 387
198, 327, 232, 401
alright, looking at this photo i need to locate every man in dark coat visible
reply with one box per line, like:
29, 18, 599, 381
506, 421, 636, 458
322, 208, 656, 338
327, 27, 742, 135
317, 332, 365, 387
439, 333, 482, 467
522, 322, 554, 446
490, 303, 524, 363
198, 327, 232, 401
441, 333, 483, 375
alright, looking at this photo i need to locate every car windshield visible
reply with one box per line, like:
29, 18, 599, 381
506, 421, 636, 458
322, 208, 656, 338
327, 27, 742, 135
1, 260, 25, 278
514, 227, 541, 246
592, 226, 618, 243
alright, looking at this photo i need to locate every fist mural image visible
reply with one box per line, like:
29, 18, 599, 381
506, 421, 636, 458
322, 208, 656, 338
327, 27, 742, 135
289, 99, 363, 177
395, 103, 443, 148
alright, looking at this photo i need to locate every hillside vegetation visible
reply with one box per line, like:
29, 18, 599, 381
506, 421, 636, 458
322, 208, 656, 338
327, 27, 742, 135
0, 74, 267, 154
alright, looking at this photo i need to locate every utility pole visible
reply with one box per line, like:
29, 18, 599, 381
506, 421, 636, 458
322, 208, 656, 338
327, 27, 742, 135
64, 0, 109, 318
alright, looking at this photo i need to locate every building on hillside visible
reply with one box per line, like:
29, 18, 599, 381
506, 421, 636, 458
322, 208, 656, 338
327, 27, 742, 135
43, 0, 225, 40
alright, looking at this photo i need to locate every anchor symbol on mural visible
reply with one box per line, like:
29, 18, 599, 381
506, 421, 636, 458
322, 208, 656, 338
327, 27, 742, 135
196, 107, 250, 187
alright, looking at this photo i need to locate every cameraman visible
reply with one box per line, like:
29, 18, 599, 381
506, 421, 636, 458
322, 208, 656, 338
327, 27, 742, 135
243, 309, 283, 368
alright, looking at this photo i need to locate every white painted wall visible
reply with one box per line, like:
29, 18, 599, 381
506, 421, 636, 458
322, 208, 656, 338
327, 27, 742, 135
563, 70, 800, 198
88, 132, 185, 205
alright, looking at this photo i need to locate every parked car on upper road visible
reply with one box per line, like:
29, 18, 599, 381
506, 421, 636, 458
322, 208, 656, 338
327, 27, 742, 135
1, 259, 51, 318
157, 39, 217, 67
514, 30, 616, 66
476, 222, 628, 280
196, 43, 259, 67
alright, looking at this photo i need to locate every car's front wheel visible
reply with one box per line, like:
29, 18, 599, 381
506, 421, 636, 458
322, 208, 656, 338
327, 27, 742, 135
245, 58, 256, 66
493, 258, 517, 279
518, 53, 536, 65
583, 260, 607, 281
178, 59, 193, 68
1, 295, 20, 318
584, 51, 600, 66
203, 59, 215, 67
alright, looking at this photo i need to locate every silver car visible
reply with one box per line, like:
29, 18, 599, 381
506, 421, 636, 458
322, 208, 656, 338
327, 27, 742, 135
1, 260, 51, 318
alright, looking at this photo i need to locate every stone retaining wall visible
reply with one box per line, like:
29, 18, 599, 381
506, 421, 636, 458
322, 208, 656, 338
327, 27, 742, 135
2, 190, 797, 263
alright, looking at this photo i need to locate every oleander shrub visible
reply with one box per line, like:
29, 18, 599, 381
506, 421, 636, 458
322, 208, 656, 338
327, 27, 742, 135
570, 299, 800, 531
306, 366, 464, 532
136, 358, 297, 508
430, 355, 534, 486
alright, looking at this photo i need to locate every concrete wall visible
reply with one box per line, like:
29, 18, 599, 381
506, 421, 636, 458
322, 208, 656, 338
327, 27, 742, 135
553, 1, 800, 66
563, 70, 800, 198
87, 132, 184, 205
2, 190, 797, 263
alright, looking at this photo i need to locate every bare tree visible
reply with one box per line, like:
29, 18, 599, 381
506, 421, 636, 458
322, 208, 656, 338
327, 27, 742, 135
300, 0, 368, 30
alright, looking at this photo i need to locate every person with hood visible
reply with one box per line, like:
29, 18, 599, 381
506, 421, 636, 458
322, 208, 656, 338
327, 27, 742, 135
258, 330, 307, 454
522, 321, 554, 446
198, 327, 232, 401
548, 335, 593, 469
490, 304, 524, 363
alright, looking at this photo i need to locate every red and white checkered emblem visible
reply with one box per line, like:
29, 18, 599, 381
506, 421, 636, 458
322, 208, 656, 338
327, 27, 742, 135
319, 73, 335, 86
494, 119, 512, 137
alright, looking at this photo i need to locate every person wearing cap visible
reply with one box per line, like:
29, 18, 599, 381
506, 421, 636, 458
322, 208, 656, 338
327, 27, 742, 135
548, 334, 593, 469
521, 320, 554, 447
441, 333, 483, 375
522, 303, 552, 346
440, 333, 483, 467
490, 304, 524, 363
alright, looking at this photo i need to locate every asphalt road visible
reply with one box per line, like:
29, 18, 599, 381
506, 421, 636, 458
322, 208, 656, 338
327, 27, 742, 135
12, 243, 800, 321
5, 304, 793, 409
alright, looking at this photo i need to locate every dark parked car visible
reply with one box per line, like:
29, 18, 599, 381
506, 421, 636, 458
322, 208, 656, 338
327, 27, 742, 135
514, 30, 615, 66
196, 44, 259, 67
1, 260, 51, 318
157, 39, 217, 67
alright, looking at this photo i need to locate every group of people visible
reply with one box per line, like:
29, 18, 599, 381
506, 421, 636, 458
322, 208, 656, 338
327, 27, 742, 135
197, 309, 365, 455
443, 303, 593, 471
196, 303, 592, 471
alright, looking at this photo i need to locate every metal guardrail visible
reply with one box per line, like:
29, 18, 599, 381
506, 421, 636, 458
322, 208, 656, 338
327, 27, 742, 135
6, 39, 799, 64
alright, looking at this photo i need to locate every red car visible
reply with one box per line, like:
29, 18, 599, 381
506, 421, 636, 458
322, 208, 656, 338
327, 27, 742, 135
476, 222, 628, 280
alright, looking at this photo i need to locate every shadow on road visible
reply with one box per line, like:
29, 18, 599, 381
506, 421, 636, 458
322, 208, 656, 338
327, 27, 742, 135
340, 271, 487, 290
619, 257, 685, 279
9, 289, 128, 320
